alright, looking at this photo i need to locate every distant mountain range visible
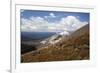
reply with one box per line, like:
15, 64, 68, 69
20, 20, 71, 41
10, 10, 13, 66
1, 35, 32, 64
21, 24, 89, 62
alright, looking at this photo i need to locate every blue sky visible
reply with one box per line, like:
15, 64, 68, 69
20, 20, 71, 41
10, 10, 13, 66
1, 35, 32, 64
21, 9, 89, 32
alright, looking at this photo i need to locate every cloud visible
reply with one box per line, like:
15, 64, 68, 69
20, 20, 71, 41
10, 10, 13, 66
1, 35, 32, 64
59, 16, 88, 31
44, 13, 56, 19
21, 17, 49, 32
21, 15, 88, 32
49, 13, 56, 18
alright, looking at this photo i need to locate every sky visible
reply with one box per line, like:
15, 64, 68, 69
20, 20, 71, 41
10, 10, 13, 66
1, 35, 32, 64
20, 9, 89, 32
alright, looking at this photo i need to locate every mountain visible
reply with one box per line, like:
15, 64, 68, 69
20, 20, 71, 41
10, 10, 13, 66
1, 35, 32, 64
40, 31, 69, 46
21, 24, 89, 62
58, 24, 89, 47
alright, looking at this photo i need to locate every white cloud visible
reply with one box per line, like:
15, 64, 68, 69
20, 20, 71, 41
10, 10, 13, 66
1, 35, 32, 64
44, 16, 48, 19
44, 13, 56, 19
59, 16, 88, 31
21, 15, 88, 32
59, 31, 69, 35
49, 13, 56, 18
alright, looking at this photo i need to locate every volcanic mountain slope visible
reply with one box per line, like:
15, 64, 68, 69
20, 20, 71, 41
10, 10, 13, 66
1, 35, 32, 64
21, 24, 89, 63
38, 31, 70, 48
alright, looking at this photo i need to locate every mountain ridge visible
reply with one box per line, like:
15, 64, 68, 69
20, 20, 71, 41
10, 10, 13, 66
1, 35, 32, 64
21, 24, 89, 62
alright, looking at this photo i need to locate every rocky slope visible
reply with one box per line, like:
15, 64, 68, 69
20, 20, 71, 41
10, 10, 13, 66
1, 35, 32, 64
21, 24, 89, 62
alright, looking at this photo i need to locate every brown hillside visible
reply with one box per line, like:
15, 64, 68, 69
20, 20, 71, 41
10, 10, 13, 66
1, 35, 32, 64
21, 25, 90, 63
